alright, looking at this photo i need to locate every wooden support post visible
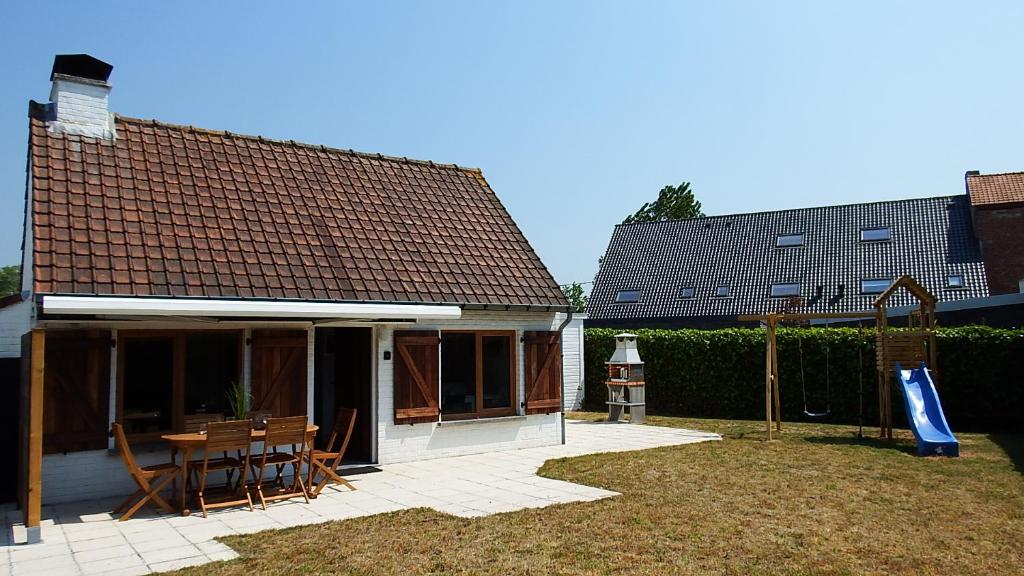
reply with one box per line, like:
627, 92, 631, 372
764, 316, 781, 440
770, 321, 782, 433
765, 321, 772, 440
19, 329, 45, 543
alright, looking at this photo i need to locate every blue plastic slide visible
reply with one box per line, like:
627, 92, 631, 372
894, 362, 960, 457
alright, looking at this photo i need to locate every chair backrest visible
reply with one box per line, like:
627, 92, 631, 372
205, 419, 253, 452
264, 415, 308, 448
183, 412, 225, 433
111, 422, 142, 479
325, 408, 357, 456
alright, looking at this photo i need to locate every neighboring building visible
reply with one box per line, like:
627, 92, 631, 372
965, 171, 1024, 295
4, 55, 582, 508
589, 175, 1024, 328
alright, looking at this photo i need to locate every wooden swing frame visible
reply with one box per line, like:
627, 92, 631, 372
739, 275, 938, 441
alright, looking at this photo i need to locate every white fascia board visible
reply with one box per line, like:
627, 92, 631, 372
42, 296, 462, 320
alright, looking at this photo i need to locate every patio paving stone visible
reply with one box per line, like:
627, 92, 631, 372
3, 420, 718, 575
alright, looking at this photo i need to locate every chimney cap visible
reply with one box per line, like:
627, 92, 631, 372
50, 54, 113, 83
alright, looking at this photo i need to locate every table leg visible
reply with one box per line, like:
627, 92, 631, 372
170, 446, 178, 493
180, 446, 191, 516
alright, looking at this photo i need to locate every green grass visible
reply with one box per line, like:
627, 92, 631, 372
175, 413, 1024, 575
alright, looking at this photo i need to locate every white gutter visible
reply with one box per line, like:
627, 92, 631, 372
42, 295, 462, 320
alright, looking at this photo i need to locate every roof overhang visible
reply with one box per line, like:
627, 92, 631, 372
41, 295, 462, 321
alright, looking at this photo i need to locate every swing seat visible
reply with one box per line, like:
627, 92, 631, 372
803, 410, 830, 418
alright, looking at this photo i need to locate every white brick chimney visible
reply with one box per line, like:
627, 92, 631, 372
46, 54, 115, 139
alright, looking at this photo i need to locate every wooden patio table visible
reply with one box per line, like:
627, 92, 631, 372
161, 424, 318, 516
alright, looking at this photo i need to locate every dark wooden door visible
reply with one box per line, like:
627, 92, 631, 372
44, 330, 111, 453
251, 329, 308, 417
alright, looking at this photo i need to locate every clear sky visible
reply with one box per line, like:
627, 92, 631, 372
1, 2, 1022, 289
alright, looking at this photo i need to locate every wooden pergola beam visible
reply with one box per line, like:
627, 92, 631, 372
19, 329, 45, 543
738, 311, 876, 322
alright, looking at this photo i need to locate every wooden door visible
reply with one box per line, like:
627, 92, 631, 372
524, 331, 562, 414
43, 330, 111, 453
251, 329, 308, 417
393, 331, 440, 424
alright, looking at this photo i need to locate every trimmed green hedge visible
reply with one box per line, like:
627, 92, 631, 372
584, 327, 1024, 432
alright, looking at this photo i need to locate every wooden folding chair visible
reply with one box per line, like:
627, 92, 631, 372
195, 420, 253, 518
111, 422, 180, 521
183, 413, 235, 487
305, 407, 357, 498
251, 415, 310, 509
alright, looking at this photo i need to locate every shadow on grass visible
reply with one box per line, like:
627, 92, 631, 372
804, 434, 918, 456
988, 434, 1024, 475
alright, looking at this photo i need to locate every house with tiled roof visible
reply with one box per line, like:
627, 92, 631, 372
1, 55, 580, 520
589, 173, 1024, 329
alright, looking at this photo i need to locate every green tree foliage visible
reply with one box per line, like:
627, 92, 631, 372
561, 282, 588, 313
0, 265, 20, 298
622, 182, 704, 224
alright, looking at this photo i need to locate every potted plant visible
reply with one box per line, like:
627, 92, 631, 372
225, 379, 250, 421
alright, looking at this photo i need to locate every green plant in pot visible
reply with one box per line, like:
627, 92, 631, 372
225, 379, 250, 421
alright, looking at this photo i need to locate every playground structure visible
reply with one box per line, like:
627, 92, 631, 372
740, 275, 952, 451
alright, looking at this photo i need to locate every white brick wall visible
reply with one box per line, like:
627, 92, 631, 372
561, 314, 586, 411
0, 299, 32, 358
376, 310, 567, 464
42, 448, 239, 505
48, 78, 114, 139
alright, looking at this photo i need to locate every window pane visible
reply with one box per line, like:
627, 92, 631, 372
122, 338, 174, 434
776, 234, 804, 247
679, 286, 695, 299
441, 333, 476, 414
861, 279, 891, 294
185, 332, 239, 416
481, 336, 512, 410
615, 290, 640, 303
770, 283, 800, 297
715, 286, 730, 297
860, 227, 891, 242
947, 275, 964, 288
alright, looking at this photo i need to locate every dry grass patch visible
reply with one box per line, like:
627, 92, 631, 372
175, 414, 1024, 575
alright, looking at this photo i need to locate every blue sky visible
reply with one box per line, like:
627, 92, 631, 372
1, 2, 1022, 288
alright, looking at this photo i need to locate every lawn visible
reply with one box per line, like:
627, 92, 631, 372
175, 414, 1024, 575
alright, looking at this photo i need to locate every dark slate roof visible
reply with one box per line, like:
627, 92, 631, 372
588, 195, 988, 323
28, 115, 567, 308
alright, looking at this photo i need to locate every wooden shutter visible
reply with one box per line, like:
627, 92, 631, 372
43, 330, 111, 453
393, 330, 440, 424
524, 331, 562, 414
251, 329, 308, 417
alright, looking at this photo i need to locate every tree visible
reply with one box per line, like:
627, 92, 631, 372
0, 265, 19, 298
561, 282, 588, 313
622, 182, 704, 224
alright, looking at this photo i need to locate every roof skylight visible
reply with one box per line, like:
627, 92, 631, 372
679, 286, 695, 299
860, 278, 891, 294
775, 233, 805, 248
615, 290, 641, 304
860, 227, 891, 242
770, 283, 800, 297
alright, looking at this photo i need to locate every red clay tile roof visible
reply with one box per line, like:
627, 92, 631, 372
29, 116, 567, 308
966, 171, 1024, 207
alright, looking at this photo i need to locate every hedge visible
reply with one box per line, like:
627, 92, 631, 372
584, 327, 1024, 432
